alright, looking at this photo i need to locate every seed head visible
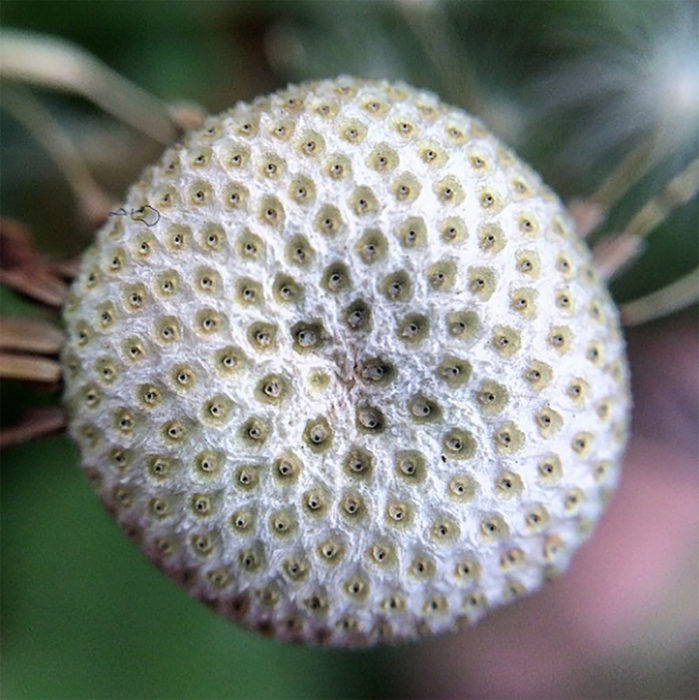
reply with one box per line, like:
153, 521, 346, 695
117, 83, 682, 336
62, 78, 630, 645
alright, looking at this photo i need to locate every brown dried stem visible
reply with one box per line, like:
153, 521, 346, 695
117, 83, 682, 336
0, 405, 67, 449
2, 86, 114, 227
624, 156, 699, 238
621, 267, 699, 327
589, 139, 659, 213
0, 219, 70, 307
0, 29, 178, 144
593, 156, 699, 281
0, 316, 65, 354
0, 353, 62, 383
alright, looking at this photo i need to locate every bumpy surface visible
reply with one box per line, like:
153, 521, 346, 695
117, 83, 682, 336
62, 78, 630, 645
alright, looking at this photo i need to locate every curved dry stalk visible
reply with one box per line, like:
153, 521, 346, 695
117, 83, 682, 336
2, 86, 114, 227
0, 267, 68, 308
621, 267, 699, 327
0, 29, 177, 143
592, 232, 645, 281
0, 219, 70, 307
624, 156, 699, 238
570, 138, 660, 237
589, 138, 659, 211
0, 316, 65, 354
593, 156, 699, 281
0, 405, 67, 449
0, 353, 61, 383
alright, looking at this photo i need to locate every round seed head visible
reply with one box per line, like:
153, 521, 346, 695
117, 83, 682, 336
62, 78, 630, 646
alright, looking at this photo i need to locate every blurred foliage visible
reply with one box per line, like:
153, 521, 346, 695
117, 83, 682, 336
1, 436, 397, 700
1, 1, 697, 698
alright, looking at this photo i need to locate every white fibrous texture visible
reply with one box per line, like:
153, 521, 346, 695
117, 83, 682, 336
62, 78, 630, 645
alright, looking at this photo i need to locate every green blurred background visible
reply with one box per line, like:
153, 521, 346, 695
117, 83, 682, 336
1, 2, 697, 699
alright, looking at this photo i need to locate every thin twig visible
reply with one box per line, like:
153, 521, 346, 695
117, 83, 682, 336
621, 267, 699, 327
0, 267, 70, 308
569, 138, 659, 238
0, 316, 65, 354
0, 353, 62, 383
0, 219, 70, 307
589, 138, 659, 212
2, 86, 114, 226
594, 156, 699, 280
50, 257, 81, 280
0, 406, 67, 449
592, 233, 645, 282
0, 29, 178, 143
624, 156, 699, 238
